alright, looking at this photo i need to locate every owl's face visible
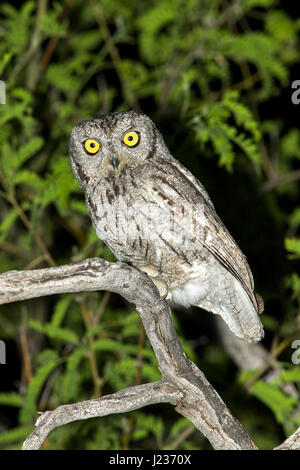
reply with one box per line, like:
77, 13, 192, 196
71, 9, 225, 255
69, 111, 166, 186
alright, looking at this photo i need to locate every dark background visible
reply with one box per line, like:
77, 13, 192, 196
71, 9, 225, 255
0, 0, 299, 450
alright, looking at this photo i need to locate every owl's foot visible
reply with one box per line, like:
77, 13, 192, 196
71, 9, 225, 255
138, 265, 169, 300
152, 279, 169, 300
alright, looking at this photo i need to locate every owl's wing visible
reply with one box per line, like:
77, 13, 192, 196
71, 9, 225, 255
143, 158, 258, 311
165, 156, 216, 210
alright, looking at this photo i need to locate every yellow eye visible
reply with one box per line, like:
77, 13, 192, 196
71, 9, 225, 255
84, 139, 100, 154
123, 131, 139, 147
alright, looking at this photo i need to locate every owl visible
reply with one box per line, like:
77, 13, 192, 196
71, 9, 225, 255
69, 111, 264, 343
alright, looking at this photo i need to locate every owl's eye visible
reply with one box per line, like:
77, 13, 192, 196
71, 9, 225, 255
123, 131, 139, 147
84, 139, 100, 154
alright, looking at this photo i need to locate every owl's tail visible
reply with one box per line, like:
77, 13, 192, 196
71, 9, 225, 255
194, 277, 264, 343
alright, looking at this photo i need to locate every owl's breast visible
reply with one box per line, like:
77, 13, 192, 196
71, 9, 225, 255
84, 170, 202, 272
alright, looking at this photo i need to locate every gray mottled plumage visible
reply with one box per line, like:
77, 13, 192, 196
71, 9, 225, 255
69, 110, 264, 342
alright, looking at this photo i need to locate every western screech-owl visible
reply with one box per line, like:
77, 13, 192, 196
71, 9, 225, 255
69, 111, 264, 342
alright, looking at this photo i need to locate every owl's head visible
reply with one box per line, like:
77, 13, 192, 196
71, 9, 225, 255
69, 111, 168, 187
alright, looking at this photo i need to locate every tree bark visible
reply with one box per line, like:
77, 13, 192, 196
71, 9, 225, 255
0, 258, 298, 450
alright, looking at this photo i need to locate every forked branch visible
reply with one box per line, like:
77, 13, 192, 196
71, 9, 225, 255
0, 258, 298, 450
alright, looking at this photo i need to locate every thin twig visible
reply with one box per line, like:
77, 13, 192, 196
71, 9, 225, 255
20, 323, 33, 383
122, 322, 146, 449
0, 241, 26, 257
40, 0, 74, 70
260, 169, 300, 194
242, 330, 300, 392
163, 424, 195, 450
0, 170, 55, 267
10, 0, 48, 82
80, 301, 102, 397
24, 255, 47, 270
90, 0, 141, 111
93, 291, 111, 325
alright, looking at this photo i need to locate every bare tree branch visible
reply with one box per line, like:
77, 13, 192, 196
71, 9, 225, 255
260, 169, 300, 194
0, 258, 259, 450
22, 381, 182, 450
275, 427, 300, 450
216, 317, 300, 399
216, 316, 271, 370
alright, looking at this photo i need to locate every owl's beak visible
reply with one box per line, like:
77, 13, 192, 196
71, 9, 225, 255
111, 155, 120, 171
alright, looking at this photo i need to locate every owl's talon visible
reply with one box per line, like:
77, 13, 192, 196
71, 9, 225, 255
138, 264, 160, 278
152, 279, 168, 300
138, 265, 169, 300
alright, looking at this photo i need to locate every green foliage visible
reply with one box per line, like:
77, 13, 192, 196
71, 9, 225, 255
29, 319, 80, 344
0, 0, 299, 451
19, 356, 60, 425
0, 425, 34, 447
285, 238, 300, 259
251, 381, 297, 426
190, 90, 261, 171
0, 392, 23, 407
